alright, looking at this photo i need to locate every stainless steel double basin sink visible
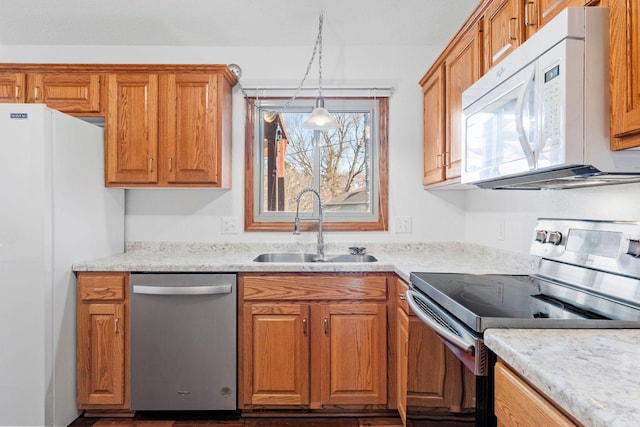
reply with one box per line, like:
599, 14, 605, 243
253, 253, 378, 263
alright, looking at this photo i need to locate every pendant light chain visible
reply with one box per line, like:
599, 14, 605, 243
235, 12, 325, 113
280, 11, 324, 111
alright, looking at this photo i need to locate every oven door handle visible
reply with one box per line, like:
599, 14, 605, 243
406, 290, 476, 355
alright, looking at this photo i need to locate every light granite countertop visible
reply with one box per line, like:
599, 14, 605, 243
72, 241, 540, 281
73, 241, 640, 426
485, 329, 640, 427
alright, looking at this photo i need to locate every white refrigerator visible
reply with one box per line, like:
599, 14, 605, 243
0, 104, 125, 426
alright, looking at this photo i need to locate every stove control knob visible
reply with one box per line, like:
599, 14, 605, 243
535, 230, 548, 243
547, 231, 563, 245
626, 239, 640, 257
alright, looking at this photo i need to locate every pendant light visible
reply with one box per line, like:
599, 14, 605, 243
302, 12, 338, 130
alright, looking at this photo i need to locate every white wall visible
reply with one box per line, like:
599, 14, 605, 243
462, 183, 640, 254
3, 44, 639, 253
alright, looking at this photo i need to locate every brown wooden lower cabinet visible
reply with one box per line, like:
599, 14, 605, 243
494, 361, 581, 427
394, 276, 475, 425
239, 273, 388, 410
76, 272, 130, 411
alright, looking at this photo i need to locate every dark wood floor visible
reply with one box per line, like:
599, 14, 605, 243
68, 412, 474, 427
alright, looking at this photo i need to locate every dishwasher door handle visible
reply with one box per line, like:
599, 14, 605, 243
133, 284, 233, 296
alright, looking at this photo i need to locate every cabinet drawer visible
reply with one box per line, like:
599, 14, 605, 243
242, 273, 387, 301
495, 361, 579, 427
78, 273, 126, 301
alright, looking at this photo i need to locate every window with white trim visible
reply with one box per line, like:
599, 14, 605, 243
244, 96, 388, 232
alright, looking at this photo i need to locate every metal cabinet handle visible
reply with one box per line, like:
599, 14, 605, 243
133, 284, 232, 296
15, 85, 21, 99
524, 1, 536, 27
34, 85, 40, 100
323, 318, 329, 335
92, 287, 109, 292
444, 151, 450, 167
115, 317, 120, 334
508, 17, 518, 41
302, 318, 308, 335
399, 293, 406, 300
168, 157, 173, 172
436, 153, 442, 168
148, 158, 154, 172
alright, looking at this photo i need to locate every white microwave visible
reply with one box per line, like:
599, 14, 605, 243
461, 7, 640, 190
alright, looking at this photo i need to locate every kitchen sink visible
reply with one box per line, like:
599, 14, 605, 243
252, 253, 378, 263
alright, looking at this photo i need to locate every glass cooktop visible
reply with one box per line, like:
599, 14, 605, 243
409, 272, 617, 332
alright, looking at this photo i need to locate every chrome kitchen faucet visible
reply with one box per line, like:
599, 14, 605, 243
293, 188, 325, 261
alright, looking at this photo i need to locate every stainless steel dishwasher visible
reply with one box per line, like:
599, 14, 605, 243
130, 273, 237, 411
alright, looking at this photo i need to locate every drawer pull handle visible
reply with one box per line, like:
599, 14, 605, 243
34, 85, 40, 100
15, 85, 21, 99
148, 158, 154, 173
92, 287, 109, 292
508, 17, 518, 41
399, 294, 406, 300
302, 318, 308, 335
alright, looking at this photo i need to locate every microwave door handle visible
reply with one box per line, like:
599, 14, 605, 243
515, 67, 536, 169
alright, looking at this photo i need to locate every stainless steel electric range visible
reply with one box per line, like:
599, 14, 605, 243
408, 218, 640, 427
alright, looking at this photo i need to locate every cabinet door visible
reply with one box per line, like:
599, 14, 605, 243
397, 307, 409, 426
26, 73, 102, 113
77, 302, 126, 406
160, 73, 220, 184
105, 74, 159, 184
243, 303, 310, 406
485, 0, 521, 70
406, 316, 466, 411
318, 302, 387, 405
495, 361, 578, 426
445, 21, 483, 180
524, 0, 589, 39
422, 64, 446, 186
0, 73, 26, 102
610, 0, 640, 149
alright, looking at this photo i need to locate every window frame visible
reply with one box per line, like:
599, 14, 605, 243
244, 96, 389, 232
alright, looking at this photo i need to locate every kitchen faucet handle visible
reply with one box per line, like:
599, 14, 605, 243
349, 246, 366, 255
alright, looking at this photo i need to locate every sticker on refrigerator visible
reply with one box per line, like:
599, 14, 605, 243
10, 113, 28, 119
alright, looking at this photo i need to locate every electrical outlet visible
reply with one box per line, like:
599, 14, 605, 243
395, 216, 412, 233
221, 217, 240, 234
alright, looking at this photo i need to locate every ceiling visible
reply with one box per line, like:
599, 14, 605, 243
0, 0, 480, 47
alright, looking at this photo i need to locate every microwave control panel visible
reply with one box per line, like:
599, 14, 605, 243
542, 63, 561, 152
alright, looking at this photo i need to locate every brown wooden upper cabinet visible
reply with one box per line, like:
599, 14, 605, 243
0, 71, 102, 114
610, 0, 640, 149
421, 16, 482, 188
105, 68, 234, 188
524, 0, 592, 39
484, 0, 522, 71
106, 73, 160, 185
421, 64, 446, 187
